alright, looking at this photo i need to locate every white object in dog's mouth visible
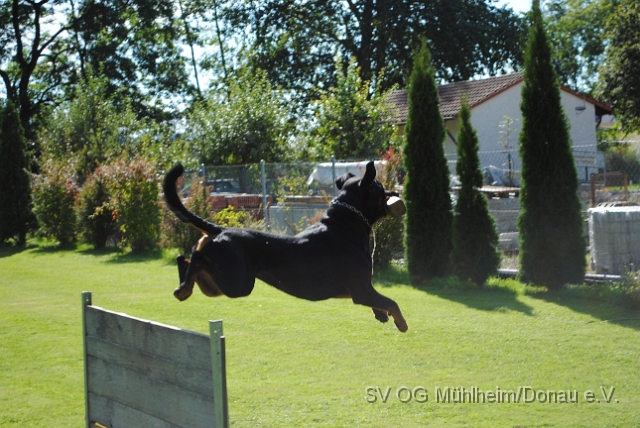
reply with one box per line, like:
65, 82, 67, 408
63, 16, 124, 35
386, 196, 406, 217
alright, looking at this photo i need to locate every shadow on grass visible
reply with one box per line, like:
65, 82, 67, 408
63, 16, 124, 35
78, 246, 123, 257
527, 287, 640, 331
376, 264, 640, 329
374, 265, 535, 316
21, 240, 176, 266
98, 248, 166, 264
30, 241, 78, 254
0, 243, 36, 258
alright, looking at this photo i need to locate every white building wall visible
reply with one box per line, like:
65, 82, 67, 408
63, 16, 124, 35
561, 90, 598, 151
446, 82, 600, 181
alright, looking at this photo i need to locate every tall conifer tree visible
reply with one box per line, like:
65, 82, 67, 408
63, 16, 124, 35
0, 101, 34, 245
451, 100, 500, 286
403, 40, 452, 283
517, 0, 585, 288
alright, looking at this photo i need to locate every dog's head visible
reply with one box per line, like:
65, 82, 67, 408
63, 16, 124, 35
334, 161, 406, 226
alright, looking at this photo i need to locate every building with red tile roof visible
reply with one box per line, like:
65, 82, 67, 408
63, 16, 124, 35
387, 73, 612, 181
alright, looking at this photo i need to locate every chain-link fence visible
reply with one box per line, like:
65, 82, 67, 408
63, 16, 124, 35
180, 145, 640, 270
445, 146, 605, 187
179, 159, 378, 236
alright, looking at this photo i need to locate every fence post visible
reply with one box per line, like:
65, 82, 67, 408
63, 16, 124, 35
81, 292, 92, 428
261, 159, 269, 231
200, 163, 208, 199
209, 320, 229, 428
331, 155, 337, 197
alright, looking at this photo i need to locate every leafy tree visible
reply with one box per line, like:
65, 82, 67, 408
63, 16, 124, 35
0, 0, 74, 138
403, 40, 452, 283
304, 58, 395, 160
38, 74, 180, 175
187, 69, 292, 165
597, 0, 640, 133
544, 0, 615, 94
0, 0, 201, 141
226, 0, 525, 94
0, 100, 34, 245
223, 0, 341, 96
74, 0, 191, 120
451, 100, 500, 286
517, 0, 586, 288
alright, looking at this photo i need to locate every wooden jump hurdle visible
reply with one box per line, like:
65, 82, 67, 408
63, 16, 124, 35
81, 292, 229, 428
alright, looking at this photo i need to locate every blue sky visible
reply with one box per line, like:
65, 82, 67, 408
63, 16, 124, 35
495, 0, 532, 13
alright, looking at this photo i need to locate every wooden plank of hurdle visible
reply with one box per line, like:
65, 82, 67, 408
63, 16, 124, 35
81, 292, 229, 428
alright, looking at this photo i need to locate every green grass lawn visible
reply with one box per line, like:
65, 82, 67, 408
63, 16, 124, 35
1, 243, 639, 427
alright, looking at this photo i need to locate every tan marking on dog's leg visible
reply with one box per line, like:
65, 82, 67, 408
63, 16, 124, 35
195, 271, 224, 297
196, 234, 213, 251
174, 279, 194, 301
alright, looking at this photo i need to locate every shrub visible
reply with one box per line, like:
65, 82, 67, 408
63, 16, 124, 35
372, 147, 405, 269
77, 167, 116, 249
603, 144, 640, 184
104, 157, 161, 252
613, 272, 640, 310
32, 160, 78, 246
372, 216, 404, 269
213, 206, 246, 228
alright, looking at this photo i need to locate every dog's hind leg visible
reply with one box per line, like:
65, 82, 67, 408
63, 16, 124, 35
174, 253, 207, 301
351, 285, 408, 332
174, 255, 194, 301
177, 255, 188, 284
175, 251, 225, 300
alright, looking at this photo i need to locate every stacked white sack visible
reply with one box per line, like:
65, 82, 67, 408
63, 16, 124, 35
589, 206, 640, 274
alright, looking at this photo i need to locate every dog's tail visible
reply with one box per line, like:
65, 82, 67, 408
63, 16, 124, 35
163, 164, 222, 237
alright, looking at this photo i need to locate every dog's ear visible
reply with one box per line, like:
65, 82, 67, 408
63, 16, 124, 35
335, 172, 355, 190
360, 161, 376, 189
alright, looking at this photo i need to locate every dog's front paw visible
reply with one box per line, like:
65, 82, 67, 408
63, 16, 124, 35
372, 308, 389, 323
393, 317, 408, 333
174, 285, 193, 301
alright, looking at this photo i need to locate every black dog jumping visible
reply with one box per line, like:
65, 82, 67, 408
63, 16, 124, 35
163, 161, 408, 332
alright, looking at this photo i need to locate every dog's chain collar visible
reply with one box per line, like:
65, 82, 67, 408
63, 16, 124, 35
331, 200, 371, 229
331, 200, 377, 259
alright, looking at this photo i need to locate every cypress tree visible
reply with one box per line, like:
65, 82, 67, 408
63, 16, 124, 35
451, 100, 500, 286
0, 100, 34, 245
403, 40, 453, 283
517, 0, 586, 288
